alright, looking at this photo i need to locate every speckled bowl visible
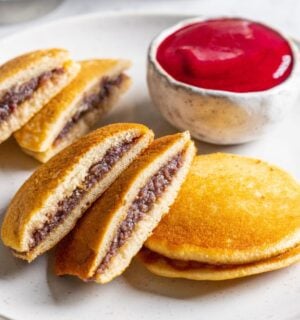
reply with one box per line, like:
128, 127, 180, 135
147, 17, 300, 145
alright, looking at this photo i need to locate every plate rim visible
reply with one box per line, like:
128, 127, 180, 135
0, 10, 196, 45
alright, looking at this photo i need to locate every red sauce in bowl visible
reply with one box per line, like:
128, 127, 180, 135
156, 18, 293, 93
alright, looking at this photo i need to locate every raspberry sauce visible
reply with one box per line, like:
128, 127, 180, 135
156, 18, 293, 92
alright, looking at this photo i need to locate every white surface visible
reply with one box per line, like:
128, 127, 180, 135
0, 11, 300, 320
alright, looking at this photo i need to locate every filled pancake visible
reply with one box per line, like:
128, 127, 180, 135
14, 59, 131, 162
1, 123, 153, 262
55, 132, 196, 284
0, 48, 80, 144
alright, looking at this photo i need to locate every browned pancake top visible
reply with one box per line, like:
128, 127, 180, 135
146, 153, 300, 264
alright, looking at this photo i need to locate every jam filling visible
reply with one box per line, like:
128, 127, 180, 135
0, 68, 65, 123
95, 151, 184, 274
28, 136, 139, 250
53, 74, 124, 146
156, 18, 293, 92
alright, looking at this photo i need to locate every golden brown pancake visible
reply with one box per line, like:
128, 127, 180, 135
139, 153, 300, 280
0, 48, 80, 144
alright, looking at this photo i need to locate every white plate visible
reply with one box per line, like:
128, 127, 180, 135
0, 11, 300, 320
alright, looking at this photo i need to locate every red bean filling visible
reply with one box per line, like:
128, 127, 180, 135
140, 247, 216, 270
28, 136, 139, 250
53, 74, 124, 146
0, 68, 64, 123
140, 247, 270, 270
95, 152, 184, 274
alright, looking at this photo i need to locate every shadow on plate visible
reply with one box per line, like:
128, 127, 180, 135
122, 258, 280, 300
0, 242, 29, 279
0, 137, 38, 171
0, 98, 249, 173
96, 97, 178, 137
96, 97, 256, 156
46, 251, 109, 305
45, 247, 298, 304
0, 214, 30, 279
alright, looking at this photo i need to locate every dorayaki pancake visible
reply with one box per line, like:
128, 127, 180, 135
0, 48, 80, 144
14, 59, 131, 162
55, 132, 195, 284
1, 123, 153, 262
145, 154, 300, 265
138, 245, 300, 281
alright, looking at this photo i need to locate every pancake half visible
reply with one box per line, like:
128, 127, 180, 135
139, 153, 300, 280
14, 59, 131, 162
1, 123, 153, 262
0, 48, 80, 144
55, 132, 196, 284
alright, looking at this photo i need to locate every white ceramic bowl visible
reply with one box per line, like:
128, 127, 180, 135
147, 17, 300, 145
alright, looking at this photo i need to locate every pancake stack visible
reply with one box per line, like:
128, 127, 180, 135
139, 153, 300, 280
55, 132, 195, 283
14, 59, 131, 162
1, 123, 154, 262
1, 124, 196, 284
0, 49, 131, 162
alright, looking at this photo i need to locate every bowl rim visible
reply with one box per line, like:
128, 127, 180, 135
148, 16, 300, 98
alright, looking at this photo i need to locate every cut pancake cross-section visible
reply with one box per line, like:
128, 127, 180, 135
0, 48, 80, 144
55, 131, 196, 284
1, 123, 153, 262
14, 59, 131, 162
